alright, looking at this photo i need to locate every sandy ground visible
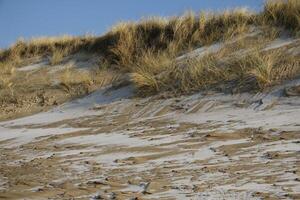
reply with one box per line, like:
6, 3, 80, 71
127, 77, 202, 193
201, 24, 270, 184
0, 82, 299, 200
0, 34, 300, 200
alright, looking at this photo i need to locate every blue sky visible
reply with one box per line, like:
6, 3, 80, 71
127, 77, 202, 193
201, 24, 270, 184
0, 0, 265, 48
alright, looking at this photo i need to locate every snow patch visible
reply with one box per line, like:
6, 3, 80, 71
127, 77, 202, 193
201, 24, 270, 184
263, 38, 300, 51
17, 61, 48, 72
0, 126, 87, 148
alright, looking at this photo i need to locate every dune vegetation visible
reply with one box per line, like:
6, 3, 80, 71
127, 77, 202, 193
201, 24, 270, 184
0, 0, 299, 97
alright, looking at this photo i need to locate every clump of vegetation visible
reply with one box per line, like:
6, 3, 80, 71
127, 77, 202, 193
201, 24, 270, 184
130, 51, 176, 94
229, 50, 300, 90
0, 0, 299, 98
59, 66, 91, 91
109, 9, 253, 68
0, 62, 15, 92
262, 0, 300, 34
59, 64, 119, 93
50, 48, 66, 65
0, 35, 94, 67
131, 46, 300, 95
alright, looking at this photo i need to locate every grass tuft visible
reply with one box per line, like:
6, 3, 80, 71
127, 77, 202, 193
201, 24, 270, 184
0, 0, 299, 97
50, 48, 67, 65
59, 66, 92, 92
262, 0, 300, 34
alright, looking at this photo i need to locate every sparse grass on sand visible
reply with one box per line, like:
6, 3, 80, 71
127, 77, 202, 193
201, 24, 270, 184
262, 0, 300, 34
136, 49, 299, 95
50, 48, 67, 66
0, 0, 299, 97
0, 62, 15, 93
58, 65, 118, 93
59, 66, 92, 92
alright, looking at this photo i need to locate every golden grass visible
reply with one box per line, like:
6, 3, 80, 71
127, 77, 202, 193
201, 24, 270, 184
130, 51, 175, 94
125, 0, 299, 95
174, 55, 225, 93
109, 22, 139, 67
0, 0, 299, 97
92, 67, 120, 87
131, 45, 300, 95
242, 52, 278, 88
59, 66, 93, 92
129, 47, 230, 95
226, 50, 300, 90
1, 0, 298, 69
58, 64, 119, 93
0, 62, 15, 91
50, 48, 66, 65
108, 9, 253, 68
0, 35, 94, 67
262, 0, 300, 34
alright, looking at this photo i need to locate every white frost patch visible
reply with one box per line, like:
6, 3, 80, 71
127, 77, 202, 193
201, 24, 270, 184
17, 61, 49, 72
197, 190, 261, 200
48, 63, 70, 74
216, 182, 288, 198
57, 132, 144, 147
194, 139, 249, 161
151, 139, 248, 166
263, 38, 300, 51
176, 92, 300, 132
121, 184, 144, 193
56, 148, 97, 157
145, 189, 194, 200
242, 140, 300, 154
57, 130, 186, 148
0, 176, 7, 191
69, 163, 90, 173
93, 152, 150, 166
275, 173, 300, 193
147, 188, 259, 200
0, 126, 87, 148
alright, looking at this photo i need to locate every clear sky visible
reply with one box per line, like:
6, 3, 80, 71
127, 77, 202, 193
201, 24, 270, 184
0, 0, 265, 48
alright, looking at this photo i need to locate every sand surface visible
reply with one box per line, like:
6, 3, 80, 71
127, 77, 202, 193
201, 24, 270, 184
0, 82, 299, 200
1, 34, 300, 200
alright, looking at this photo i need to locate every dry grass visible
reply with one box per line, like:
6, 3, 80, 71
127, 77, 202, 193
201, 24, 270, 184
248, 52, 299, 88
58, 64, 119, 93
0, 0, 299, 98
92, 67, 120, 87
0, 62, 15, 93
226, 49, 300, 91
109, 18, 169, 67
130, 51, 175, 94
1, 0, 298, 69
126, 0, 300, 95
50, 48, 66, 65
108, 0, 299, 69
59, 66, 92, 92
109, 9, 253, 68
173, 55, 225, 93
261, 0, 300, 34
0, 35, 95, 67
239, 51, 279, 88
130, 49, 228, 95
131, 45, 300, 95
